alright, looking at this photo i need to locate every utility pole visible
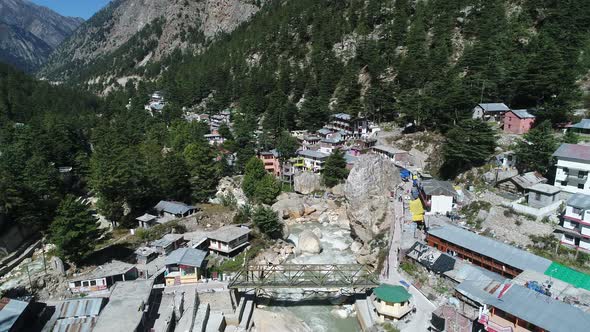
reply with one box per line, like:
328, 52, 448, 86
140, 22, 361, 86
41, 238, 47, 275
26, 264, 32, 289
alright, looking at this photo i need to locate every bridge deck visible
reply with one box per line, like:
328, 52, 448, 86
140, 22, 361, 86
228, 264, 379, 289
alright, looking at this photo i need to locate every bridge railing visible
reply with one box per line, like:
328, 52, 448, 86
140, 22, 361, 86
228, 264, 379, 289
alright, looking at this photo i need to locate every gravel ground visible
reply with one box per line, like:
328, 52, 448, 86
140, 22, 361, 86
480, 206, 554, 248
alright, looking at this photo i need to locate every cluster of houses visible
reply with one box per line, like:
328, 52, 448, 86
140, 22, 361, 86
408, 222, 590, 332
472, 102, 536, 135
144, 91, 166, 115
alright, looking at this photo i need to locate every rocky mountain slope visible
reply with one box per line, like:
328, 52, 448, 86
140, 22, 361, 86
0, 0, 83, 72
39, 0, 264, 83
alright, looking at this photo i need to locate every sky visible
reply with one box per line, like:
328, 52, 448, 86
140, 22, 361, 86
30, 0, 111, 19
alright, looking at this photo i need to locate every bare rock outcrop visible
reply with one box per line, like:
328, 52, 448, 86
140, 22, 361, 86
271, 193, 305, 219
297, 230, 322, 254
344, 155, 400, 243
294, 172, 322, 195
214, 176, 247, 206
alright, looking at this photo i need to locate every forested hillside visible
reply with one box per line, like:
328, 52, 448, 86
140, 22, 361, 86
0, 63, 101, 231
152, 0, 590, 131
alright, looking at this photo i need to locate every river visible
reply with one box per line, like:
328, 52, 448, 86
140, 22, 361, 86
266, 222, 362, 332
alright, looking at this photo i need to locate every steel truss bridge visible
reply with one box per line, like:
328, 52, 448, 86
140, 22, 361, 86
228, 264, 379, 291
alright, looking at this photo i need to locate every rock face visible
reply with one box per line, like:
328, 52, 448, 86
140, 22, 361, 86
294, 172, 322, 195
272, 193, 305, 219
344, 155, 400, 242
297, 230, 321, 254
40, 0, 264, 82
0, 0, 83, 72
214, 176, 247, 206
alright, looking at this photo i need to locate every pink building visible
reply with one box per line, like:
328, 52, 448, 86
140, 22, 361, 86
259, 150, 281, 177
503, 110, 535, 134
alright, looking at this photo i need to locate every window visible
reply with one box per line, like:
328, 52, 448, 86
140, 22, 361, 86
563, 167, 569, 174
82, 281, 89, 287
580, 171, 588, 178
74, 281, 81, 287
565, 234, 574, 242
561, 181, 568, 186
535, 193, 541, 201
90, 280, 96, 286
573, 207, 582, 215
579, 183, 585, 189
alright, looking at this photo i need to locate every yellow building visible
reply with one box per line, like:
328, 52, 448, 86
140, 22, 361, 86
371, 284, 413, 322
164, 248, 207, 286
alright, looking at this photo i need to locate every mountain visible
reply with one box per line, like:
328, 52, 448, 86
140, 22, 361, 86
0, 0, 83, 72
39, 0, 264, 84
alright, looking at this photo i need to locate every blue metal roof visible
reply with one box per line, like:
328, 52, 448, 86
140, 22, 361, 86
477, 103, 510, 112
511, 109, 535, 119
572, 119, 590, 130
427, 224, 552, 273
566, 193, 590, 210
165, 248, 207, 267
154, 201, 196, 215
0, 298, 29, 332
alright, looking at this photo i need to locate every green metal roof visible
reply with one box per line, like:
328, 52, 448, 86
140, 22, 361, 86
373, 284, 411, 303
544, 262, 590, 291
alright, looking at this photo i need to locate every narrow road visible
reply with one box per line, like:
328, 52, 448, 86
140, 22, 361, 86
386, 270, 436, 332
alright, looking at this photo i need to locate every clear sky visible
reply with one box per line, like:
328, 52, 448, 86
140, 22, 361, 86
30, 0, 111, 19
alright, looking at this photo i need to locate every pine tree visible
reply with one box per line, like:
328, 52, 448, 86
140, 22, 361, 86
252, 205, 282, 239
322, 149, 349, 187
50, 195, 103, 264
254, 174, 281, 205
515, 121, 558, 175
242, 157, 267, 199
184, 143, 220, 202
442, 119, 497, 178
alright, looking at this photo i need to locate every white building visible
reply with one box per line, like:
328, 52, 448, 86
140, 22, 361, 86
297, 150, 329, 172
419, 180, 457, 215
553, 143, 590, 194
559, 193, 590, 252
471, 102, 510, 121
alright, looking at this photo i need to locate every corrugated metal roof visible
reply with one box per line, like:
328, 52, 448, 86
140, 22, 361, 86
487, 283, 590, 332
566, 193, 590, 210
154, 201, 196, 215
511, 109, 535, 119
510, 171, 546, 189
427, 225, 552, 273
528, 183, 560, 194
136, 213, 156, 222
0, 298, 29, 332
332, 113, 351, 121
571, 119, 590, 130
165, 248, 207, 267
55, 298, 104, 319
69, 260, 136, 282
477, 103, 510, 112
53, 317, 97, 332
552, 143, 590, 161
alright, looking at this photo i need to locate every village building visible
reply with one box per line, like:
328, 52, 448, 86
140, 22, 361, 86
569, 118, 590, 135
67, 260, 138, 294
297, 149, 329, 172
492, 151, 517, 169
553, 143, 590, 194
135, 246, 158, 265
209, 110, 231, 132
370, 284, 413, 322
557, 193, 590, 252
406, 242, 456, 275
426, 224, 552, 278
496, 171, 547, 194
93, 280, 155, 332
474, 282, 590, 332
317, 128, 332, 138
208, 225, 250, 256
204, 133, 225, 145
371, 145, 410, 167
430, 305, 474, 332
0, 298, 30, 332
319, 136, 343, 154
526, 183, 561, 209
471, 102, 510, 121
42, 297, 105, 332
259, 150, 281, 177
418, 179, 457, 215
154, 200, 197, 219
503, 109, 535, 134
135, 213, 158, 229
300, 135, 321, 148
323, 113, 371, 137
151, 234, 185, 255
164, 248, 208, 286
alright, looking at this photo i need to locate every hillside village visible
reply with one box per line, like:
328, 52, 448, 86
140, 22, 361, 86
3, 95, 590, 332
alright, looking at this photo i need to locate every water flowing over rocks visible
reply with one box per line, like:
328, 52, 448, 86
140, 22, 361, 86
344, 155, 400, 243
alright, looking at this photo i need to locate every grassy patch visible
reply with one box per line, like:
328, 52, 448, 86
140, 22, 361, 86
462, 200, 492, 228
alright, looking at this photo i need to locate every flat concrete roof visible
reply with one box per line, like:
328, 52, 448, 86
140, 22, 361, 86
93, 280, 154, 332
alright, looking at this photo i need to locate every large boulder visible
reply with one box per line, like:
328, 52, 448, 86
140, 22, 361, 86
213, 176, 247, 206
297, 230, 322, 254
272, 193, 305, 219
294, 172, 322, 195
344, 154, 400, 242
